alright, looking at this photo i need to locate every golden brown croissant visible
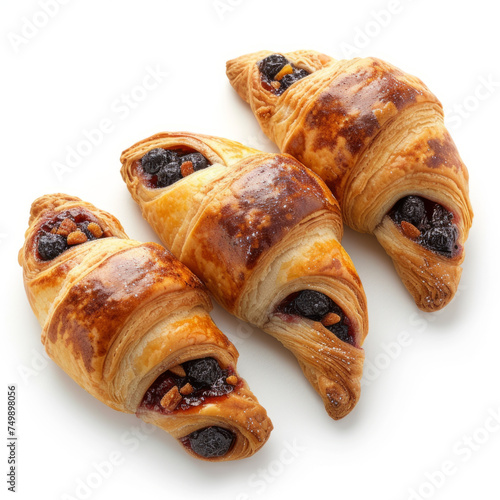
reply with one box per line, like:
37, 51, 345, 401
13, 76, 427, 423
226, 50, 473, 312
18, 193, 272, 461
120, 132, 368, 420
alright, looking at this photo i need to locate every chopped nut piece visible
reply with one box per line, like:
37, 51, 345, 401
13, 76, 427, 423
181, 161, 194, 177
169, 365, 186, 377
179, 383, 193, 396
57, 218, 78, 236
275, 64, 293, 81
160, 386, 182, 411
87, 222, 103, 238
322, 313, 341, 326
401, 220, 421, 240
271, 80, 281, 90
226, 375, 238, 386
67, 230, 88, 245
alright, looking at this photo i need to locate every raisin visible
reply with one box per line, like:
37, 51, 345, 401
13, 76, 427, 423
420, 226, 458, 255
294, 68, 310, 79
180, 152, 209, 172
78, 221, 97, 240
280, 70, 309, 92
431, 204, 453, 227
184, 358, 222, 389
141, 148, 178, 175
393, 196, 426, 227
326, 322, 352, 345
290, 290, 333, 320
258, 54, 289, 80
157, 161, 182, 188
38, 233, 67, 261
187, 426, 235, 458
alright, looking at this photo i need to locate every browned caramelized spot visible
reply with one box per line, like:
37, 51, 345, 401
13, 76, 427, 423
285, 59, 428, 198
45, 244, 201, 372
425, 134, 464, 171
212, 156, 329, 269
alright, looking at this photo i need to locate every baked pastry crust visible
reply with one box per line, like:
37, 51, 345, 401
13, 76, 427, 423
121, 132, 368, 420
19, 193, 272, 461
226, 50, 473, 311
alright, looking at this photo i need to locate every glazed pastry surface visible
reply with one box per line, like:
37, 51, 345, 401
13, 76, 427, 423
19, 193, 272, 461
121, 132, 368, 420
226, 50, 473, 311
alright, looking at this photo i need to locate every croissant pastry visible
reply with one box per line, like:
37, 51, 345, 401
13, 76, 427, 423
120, 132, 368, 420
18, 193, 272, 461
226, 50, 473, 312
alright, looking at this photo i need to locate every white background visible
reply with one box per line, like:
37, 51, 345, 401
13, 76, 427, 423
1, 1, 499, 499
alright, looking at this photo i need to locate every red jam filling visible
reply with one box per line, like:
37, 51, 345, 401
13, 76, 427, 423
139, 357, 237, 414
36, 209, 107, 261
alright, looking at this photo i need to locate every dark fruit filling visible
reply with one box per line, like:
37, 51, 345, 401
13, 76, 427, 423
141, 148, 177, 174
184, 358, 221, 389
259, 54, 289, 79
292, 290, 331, 320
279, 290, 354, 345
181, 426, 235, 459
36, 210, 106, 261
390, 195, 459, 256
38, 233, 67, 261
422, 226, 458, 254
281, 68, 310, 86
258, 54, 310, 95
180, 152, 209, 172
139, 357, 237, 414
138, 148, 211, 189
393, 196, 426, 227
157, 160, 183, 188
